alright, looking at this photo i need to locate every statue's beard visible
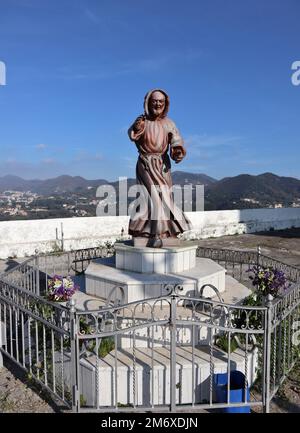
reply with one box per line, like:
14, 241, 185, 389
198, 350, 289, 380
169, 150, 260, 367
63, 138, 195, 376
151, 107, 164, 118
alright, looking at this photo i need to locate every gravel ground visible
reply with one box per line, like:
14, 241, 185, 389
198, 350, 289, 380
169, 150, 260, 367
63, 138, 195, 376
0, 358, 64, 413
251, 361, 300, 413
0, 227, 299, 413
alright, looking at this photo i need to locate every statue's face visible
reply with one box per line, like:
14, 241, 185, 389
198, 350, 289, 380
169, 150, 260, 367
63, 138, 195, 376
149, 91, 165, 118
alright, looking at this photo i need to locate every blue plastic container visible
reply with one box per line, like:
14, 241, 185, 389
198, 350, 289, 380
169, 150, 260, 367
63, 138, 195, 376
214, 370, 250, 413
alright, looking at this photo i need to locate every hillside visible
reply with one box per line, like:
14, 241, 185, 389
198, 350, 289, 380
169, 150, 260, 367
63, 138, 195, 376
0, 172, 299, 213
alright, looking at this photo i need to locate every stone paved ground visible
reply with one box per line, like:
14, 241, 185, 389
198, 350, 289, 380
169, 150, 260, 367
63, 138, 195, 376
0, 227, 300, 413
199, 227, 300, 268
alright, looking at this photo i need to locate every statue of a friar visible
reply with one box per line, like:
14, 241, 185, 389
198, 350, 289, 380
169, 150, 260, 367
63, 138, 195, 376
128, 89, 191, 248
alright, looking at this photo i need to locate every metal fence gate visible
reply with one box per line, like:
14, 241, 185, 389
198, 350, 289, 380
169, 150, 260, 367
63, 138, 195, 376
71, 287, 268, 412
0, 278, 73, 408
0, 246, 299, 412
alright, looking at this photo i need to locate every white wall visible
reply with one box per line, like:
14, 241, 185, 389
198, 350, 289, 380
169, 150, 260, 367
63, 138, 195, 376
0, 207, 300, 259
186, 207, 300, 239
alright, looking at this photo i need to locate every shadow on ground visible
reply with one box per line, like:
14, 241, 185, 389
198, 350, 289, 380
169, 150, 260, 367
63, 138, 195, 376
253, 227, 300, 239
3, 356, 68, 413
0, 259, 21, 274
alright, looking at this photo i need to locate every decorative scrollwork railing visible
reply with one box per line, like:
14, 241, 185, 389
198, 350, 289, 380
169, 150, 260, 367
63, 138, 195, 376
0, 245, 299, 413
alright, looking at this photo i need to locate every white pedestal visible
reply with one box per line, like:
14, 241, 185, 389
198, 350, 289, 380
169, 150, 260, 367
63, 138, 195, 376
85, 241, 226, 304
115, 243, 197, 274
85, 256, 226, 303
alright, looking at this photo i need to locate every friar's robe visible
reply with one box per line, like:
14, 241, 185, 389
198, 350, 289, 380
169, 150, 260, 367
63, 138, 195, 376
128, 89, 191, 239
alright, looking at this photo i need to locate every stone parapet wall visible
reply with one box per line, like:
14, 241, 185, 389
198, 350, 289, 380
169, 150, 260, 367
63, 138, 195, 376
0, 207, 300, 259
186, 207, 300, 239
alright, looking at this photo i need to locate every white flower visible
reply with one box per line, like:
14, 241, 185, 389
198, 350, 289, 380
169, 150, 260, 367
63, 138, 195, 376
63, 278, 74, 289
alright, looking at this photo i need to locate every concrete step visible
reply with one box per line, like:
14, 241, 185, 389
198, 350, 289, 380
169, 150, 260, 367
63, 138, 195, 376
60, 344, 257, 408
85, 257, 226, 303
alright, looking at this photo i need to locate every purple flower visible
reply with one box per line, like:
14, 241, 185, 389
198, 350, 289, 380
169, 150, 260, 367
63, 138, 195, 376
47, 275, 78, 302
247, 265, 290, 297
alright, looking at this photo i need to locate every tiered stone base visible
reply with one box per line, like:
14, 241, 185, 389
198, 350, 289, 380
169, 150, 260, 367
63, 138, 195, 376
60, 345, 258, 407
75, 242, 255, 408
85, 242, 226, 303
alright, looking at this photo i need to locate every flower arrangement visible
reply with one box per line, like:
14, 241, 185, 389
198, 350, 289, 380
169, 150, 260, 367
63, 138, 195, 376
247, 265, 290, 298
47, 275, 78, 302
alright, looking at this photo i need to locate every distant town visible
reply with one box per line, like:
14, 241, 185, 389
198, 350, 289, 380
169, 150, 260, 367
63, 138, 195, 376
0, 171, 300, 221
0, 190, 95, 220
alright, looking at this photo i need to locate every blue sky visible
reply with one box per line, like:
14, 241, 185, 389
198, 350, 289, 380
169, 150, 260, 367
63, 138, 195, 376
0, 0, 299, 181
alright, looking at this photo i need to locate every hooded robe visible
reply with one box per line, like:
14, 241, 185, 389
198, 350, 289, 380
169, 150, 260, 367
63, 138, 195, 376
128, 89, 192, 241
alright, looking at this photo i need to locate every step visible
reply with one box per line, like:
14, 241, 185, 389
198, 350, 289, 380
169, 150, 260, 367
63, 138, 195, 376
59, 345, 257, 408
85, 257, 226, 303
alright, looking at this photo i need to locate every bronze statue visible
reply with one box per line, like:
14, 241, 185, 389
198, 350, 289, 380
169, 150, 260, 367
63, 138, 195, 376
128, 89, 191, 248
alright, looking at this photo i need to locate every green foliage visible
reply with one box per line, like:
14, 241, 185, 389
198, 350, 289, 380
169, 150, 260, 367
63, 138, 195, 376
98, 337, 115, 358
215, 333, 239, 353
242, 292, 262, 307
231, 293, 264, 335
78, 316, 96, 352
79, 316, 93, 334
78, 318, 115, 358
80, 394, 87, 406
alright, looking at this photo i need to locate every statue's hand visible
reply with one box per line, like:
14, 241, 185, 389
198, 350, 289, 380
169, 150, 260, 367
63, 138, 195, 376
133, 115, 145, 132
171, 146, 185, 163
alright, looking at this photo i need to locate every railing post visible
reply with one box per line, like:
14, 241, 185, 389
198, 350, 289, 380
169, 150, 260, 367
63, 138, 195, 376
35, 256, 40, 296
67, 252, 71, 275
257, 245, 261, 267
264, 293, 273, 413
69, 298, 80, 412
61, 222, 64, 251
170, 293, 177, 412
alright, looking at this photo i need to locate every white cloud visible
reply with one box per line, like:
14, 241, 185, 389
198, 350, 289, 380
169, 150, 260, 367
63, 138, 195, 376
36, 143, 47, 150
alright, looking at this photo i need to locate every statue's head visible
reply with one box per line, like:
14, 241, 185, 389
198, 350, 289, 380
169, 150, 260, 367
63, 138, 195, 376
144, 89, 169, 119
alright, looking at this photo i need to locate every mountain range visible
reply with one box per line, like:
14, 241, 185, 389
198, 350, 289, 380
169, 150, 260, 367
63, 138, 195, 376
205, 172, 300, 209
0, 172, 299, 210
0, 172, 216, 194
